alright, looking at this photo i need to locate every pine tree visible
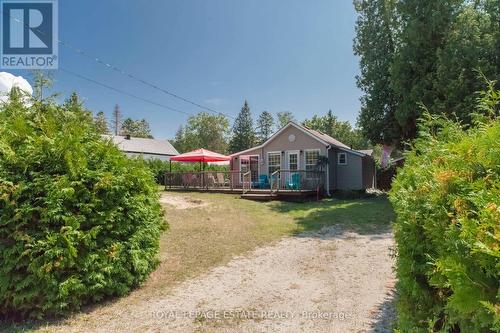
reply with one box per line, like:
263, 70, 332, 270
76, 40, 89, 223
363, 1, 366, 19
31, 70, 53, 101
120, 118, 136, 136
136, 119, 153, 138
256, 111, 275, 143
94, 111, 109, 134
64, 92, 83, 111
229, 100, 256, 153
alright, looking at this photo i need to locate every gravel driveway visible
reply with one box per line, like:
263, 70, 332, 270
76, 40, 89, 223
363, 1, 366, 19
45, 227, 396, 333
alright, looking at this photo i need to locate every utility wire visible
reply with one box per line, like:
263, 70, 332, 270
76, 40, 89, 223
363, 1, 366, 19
60, 67, 193, 117
4, 10, 234, 119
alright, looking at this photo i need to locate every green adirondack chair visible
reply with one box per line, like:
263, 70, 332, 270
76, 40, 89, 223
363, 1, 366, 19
286, 173, 301, 190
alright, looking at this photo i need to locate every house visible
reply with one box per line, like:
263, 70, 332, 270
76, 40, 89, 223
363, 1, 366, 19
230, 122, 375, 194
104, 135, 179, 161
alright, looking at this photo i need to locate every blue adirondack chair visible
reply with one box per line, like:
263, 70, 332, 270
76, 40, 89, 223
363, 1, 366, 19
286, 173, 301, 190
253, 174, 270, 189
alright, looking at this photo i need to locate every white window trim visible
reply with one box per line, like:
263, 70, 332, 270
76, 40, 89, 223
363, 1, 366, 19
338, 152, 347, 165
267, 151, 281, 175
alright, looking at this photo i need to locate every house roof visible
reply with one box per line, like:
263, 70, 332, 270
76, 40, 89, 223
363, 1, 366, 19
103, 135, 179, 156
358, 149, 374, 156
301, 126, 351, 149
232, 122, 370, 157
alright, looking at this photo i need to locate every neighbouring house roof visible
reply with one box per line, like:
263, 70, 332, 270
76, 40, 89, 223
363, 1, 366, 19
103, 135, 179, 156
231, 122, 371, 157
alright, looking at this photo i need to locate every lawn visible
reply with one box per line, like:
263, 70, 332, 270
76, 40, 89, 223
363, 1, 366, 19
1, 191, 394, 332
145, 191, 394, 295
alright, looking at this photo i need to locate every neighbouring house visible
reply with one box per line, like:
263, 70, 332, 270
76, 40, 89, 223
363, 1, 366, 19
104, 135, 179, 161
230, 122, 376, 194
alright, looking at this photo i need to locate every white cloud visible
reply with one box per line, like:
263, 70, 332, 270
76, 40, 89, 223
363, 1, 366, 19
0, 72, 33, 104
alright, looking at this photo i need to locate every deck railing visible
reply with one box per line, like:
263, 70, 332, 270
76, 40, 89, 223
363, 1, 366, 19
164, 170, 325, 193
164, 171, 242, 190
270, 170, 325, 193
242, 171, 252, 194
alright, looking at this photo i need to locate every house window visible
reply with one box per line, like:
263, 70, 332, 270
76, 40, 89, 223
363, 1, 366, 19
305, 150, 320, 172
289, 153, 298, 171
338, 152, 347, 165
268, 152, 281, 175
240, 158, 249, 173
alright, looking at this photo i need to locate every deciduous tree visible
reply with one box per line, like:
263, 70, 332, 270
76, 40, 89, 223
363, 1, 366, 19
303, 110, 371, 149
276, 111, 295, 129
354, 0, 400, 145
173, 112, 230, 153
121, 118, 153, 138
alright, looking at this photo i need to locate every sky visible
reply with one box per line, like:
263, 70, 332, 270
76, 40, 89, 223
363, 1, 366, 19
10, 0, 362, 140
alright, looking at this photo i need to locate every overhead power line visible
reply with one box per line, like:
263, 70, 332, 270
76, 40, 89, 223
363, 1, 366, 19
60, 67, 193, 117
4, 9, 234, 119
57, 39, 234, 119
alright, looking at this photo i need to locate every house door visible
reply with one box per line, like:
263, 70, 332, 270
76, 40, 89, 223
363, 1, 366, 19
286, 151, 300, 171
284, 151, 300, 188
249, 156, 259, 182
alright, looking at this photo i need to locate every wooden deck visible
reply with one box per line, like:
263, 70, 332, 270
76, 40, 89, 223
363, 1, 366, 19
164, 186, 320, 201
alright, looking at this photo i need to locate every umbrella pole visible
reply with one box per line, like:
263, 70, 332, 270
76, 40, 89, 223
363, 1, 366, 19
169, 160, 172, 189
200, 161, 204, 189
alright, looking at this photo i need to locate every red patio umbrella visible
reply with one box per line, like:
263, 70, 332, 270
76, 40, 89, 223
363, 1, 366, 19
170, 149, 231, 187
170, 148, 231, 163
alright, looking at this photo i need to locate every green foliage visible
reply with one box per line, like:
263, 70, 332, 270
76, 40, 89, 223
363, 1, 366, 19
389, 90, 500, 331
355, 0, 500, 146
434, 2, 499, 124
0, 94, 165, 319
93, 111, 109, 135
354, 0, 400, 145
121, 117, 153, 138
390, 0, 462, 141
173, 112, 230, 154
229, 100, 256, 153
276, 111, 295, 129
303, 110, 371, 149
256, 111, 275, 144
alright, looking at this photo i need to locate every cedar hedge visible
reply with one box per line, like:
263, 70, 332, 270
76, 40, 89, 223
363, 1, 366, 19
390, 91, 499, 331
0, 94, 165, 319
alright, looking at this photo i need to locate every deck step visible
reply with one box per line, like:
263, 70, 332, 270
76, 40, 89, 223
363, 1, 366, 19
240, 193, 276, 201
